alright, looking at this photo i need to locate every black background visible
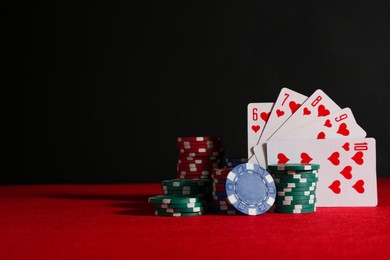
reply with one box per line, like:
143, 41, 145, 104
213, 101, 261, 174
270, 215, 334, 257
4, 1, 390, 184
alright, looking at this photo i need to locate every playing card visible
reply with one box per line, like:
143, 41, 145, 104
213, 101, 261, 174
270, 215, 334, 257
271, 107, 367, 140
248, 88, 307, 167
259, 87, 308, 142
269, 89, 341, 140
266, 138, 377, 207
247, 103, 274, 158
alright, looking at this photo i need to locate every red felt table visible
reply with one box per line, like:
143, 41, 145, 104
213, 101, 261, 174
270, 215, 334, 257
1, 179, 390, 260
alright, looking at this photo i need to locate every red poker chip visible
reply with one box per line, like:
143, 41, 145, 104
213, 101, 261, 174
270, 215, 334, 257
179, 151, 224, 157
176, 136, 222, 142
177, 176, 210, 180
212, 187, 226, 193
176, 170, 211, 175
177, 162, 220, 168
211, 168, 232, 175
179, 147, 224, 153
210, 199, 230, 206
178, 156, 220, 162
212, 183, 226, 189
176, 164, 219, 172
177, 166, 214, 172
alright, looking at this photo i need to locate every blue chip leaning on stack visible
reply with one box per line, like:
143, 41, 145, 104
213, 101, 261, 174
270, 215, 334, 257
267, 163, 320, 214
148, 179, 212, 217
176, 136, 224, 180
225, 163, 276, 216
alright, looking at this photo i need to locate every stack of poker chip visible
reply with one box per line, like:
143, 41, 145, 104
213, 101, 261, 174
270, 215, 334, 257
176, 136, 224, 180
225, 163, 276, 216
210, 168, 240, 215
148, 179, 212, 217
267, 163, 320, 214
223, 157, 248, 168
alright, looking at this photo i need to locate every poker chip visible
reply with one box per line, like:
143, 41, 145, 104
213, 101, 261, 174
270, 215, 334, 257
270, 169, 318, 175
271, 206, 316, 214
276, 186, 316, 192
225, 163, 276, 216
224, 157, 248, 163
155, 206, 205, 213
156, 202, 205, 209
267, 163, 320, 171
276, 194, 316, 201
154, 211, 203, 217
177, 136, 222, 142
162, 179, 211, 188
277, 190, 316, 197
275, 181, 317, 188
148, 195, 202, 204
273, 177, 318, 184
275, 198, 316, 205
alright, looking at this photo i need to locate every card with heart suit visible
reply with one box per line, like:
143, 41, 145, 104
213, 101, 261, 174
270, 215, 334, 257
266, 138, 377, 207
247, 103, 274, 158
271, 107, 367, 140
269, 89, 341, 140
248, 88, 307, 167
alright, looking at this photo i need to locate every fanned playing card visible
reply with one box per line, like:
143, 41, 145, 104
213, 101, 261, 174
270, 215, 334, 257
266, 138, 377, 207
271, 107, 367, 140
248, 88, 307, 167
269, 89, 341, 140
247, 103, 274, 158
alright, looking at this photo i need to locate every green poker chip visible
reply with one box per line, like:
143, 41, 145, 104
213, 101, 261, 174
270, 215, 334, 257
275, 198, 317, 205
161, 185, 210, 191
268, 169, 319, 175
267, 163, 320, 171
277, 190, 316, 196
155, 206, 205, 213
275, 181, 317, 188
276, 186, 316, 192
156, 202, 206, 209
273, 203, 316, 210
274, 176, 318, 184
271, 173, 318, 179
276, 194, 316, 201
273, 206, 316, 214
148, 195, 202, 204
161, 179, 211, 188
154, 211, 203, 217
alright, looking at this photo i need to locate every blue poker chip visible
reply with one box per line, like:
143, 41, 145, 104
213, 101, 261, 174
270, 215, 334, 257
225, 163, 276, 216
224, 157, 248, 163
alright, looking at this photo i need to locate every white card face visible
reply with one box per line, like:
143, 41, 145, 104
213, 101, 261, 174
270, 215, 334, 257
259, 87, 307, 142
249, 141, 267, 168
247, 103, 274, 158
272, 107, 367, 140
269, 89, 341, 140
266, 138, 377, 207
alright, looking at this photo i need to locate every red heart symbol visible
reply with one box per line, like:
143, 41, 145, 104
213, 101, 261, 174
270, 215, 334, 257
276, 109, 285, 117
289, 101, 301, 113
351, 151, 364, 165
303, 107, 311, 115
340, 166, 352, 179
324, 119, 332, 128
342, 142, 350, 151
318, 104, 330, 117
277, 153, 289, 164
251, 125, 260, 133
260, 112, 270, 122
317, 132, 325, 139
352, 179, 365, 194
337, 123, 350, 136
300, 153, 313, 164
329, 180, 341, 194
328, 152, 340, 166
